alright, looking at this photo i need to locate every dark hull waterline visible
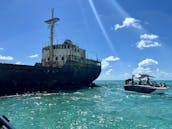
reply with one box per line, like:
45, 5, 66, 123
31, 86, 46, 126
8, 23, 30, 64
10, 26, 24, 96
0, 61, 101, 96
124, 85, 156, 93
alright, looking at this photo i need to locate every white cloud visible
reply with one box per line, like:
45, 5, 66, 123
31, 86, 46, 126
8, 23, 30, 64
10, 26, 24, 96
155, 68, 172, 79
131, 58, 172, 80
136, 40, 161, 49
133, 67, 172, 80
101, 56, 120, 69
0, 48, 4, 50
28, 54, 39, 58
140, 34, 158, 40
105, 69, 113, 76
133, 58, 158, 75
16, 61, 23, 65
0, 54, 14, 60
137, 34, 161, 49
138, 58, 158, 67
133, 66, 152, 75
114, 17, 142, 30
104, 56, 120, 62
101, 60, 109, 69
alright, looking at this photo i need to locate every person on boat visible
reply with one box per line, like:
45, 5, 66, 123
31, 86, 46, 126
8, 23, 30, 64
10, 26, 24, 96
125, 79, 132, 85
163, 83, 167, 87
139, 79, 142, 85
125, 80, 129, 85
160, 83, 167, 87
146, 77, 150, 85
160, 82, 163, 87
131, 75, 134, 85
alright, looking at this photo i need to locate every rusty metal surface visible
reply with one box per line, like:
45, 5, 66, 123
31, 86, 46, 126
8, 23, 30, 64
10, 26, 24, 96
0, 61, 101, 96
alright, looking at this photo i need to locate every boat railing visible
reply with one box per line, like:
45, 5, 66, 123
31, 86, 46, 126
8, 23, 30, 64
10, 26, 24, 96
125, 78, 168, 88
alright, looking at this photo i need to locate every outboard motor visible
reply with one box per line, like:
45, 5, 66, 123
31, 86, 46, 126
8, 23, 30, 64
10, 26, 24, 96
0, 115, 15, 129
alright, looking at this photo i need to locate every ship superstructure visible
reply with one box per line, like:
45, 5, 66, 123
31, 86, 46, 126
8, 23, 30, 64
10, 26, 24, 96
42, 39, 86, 67
42, 9, 99, 68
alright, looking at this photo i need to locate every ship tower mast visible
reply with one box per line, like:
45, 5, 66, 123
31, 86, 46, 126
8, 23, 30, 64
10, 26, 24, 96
45, 8, 60, 66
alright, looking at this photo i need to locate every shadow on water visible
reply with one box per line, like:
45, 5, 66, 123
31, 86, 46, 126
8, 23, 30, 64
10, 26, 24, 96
54, 83, 101, 93
0, 83, 102, 98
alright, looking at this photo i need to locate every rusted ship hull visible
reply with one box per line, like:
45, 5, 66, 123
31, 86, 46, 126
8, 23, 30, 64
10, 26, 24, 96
0, 61, 101, 96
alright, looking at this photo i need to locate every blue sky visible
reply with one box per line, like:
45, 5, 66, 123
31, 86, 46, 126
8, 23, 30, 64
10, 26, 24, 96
0, 0, 172, 80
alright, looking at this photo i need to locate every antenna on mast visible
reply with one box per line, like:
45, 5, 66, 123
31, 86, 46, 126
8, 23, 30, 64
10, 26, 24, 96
51, 8, 54, 18
45, 8, 60, 46
45, 8, 60, 66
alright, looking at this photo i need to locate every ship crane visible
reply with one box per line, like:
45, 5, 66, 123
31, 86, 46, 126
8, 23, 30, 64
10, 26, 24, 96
45, 8, 60, 66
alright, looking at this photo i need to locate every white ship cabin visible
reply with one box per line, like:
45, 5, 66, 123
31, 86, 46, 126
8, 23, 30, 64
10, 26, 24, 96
41, 39, 86, 67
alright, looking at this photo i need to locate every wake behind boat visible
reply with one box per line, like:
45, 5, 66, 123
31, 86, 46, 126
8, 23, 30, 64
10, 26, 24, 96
124, 74, 169, 94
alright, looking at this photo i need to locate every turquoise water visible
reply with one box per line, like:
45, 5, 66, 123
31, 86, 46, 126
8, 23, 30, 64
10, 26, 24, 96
0, 80, 172, 129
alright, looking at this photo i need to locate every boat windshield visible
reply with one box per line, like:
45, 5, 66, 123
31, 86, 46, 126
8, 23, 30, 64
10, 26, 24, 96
150, 81, 158, 86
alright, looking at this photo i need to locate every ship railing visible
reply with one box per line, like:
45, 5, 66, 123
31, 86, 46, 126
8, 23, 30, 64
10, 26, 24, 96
67, 55, 101, 66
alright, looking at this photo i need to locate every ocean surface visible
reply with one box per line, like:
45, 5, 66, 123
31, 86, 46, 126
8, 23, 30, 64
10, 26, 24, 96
0, 80, 172, 129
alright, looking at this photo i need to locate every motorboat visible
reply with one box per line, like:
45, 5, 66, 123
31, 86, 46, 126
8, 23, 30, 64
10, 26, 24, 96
124, 74, 169, 94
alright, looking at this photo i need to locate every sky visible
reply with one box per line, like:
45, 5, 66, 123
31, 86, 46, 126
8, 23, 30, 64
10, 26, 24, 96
0, 0, 172, 80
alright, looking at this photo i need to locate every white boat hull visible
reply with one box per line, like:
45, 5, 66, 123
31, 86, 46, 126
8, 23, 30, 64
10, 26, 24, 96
151, 87, 168, 94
